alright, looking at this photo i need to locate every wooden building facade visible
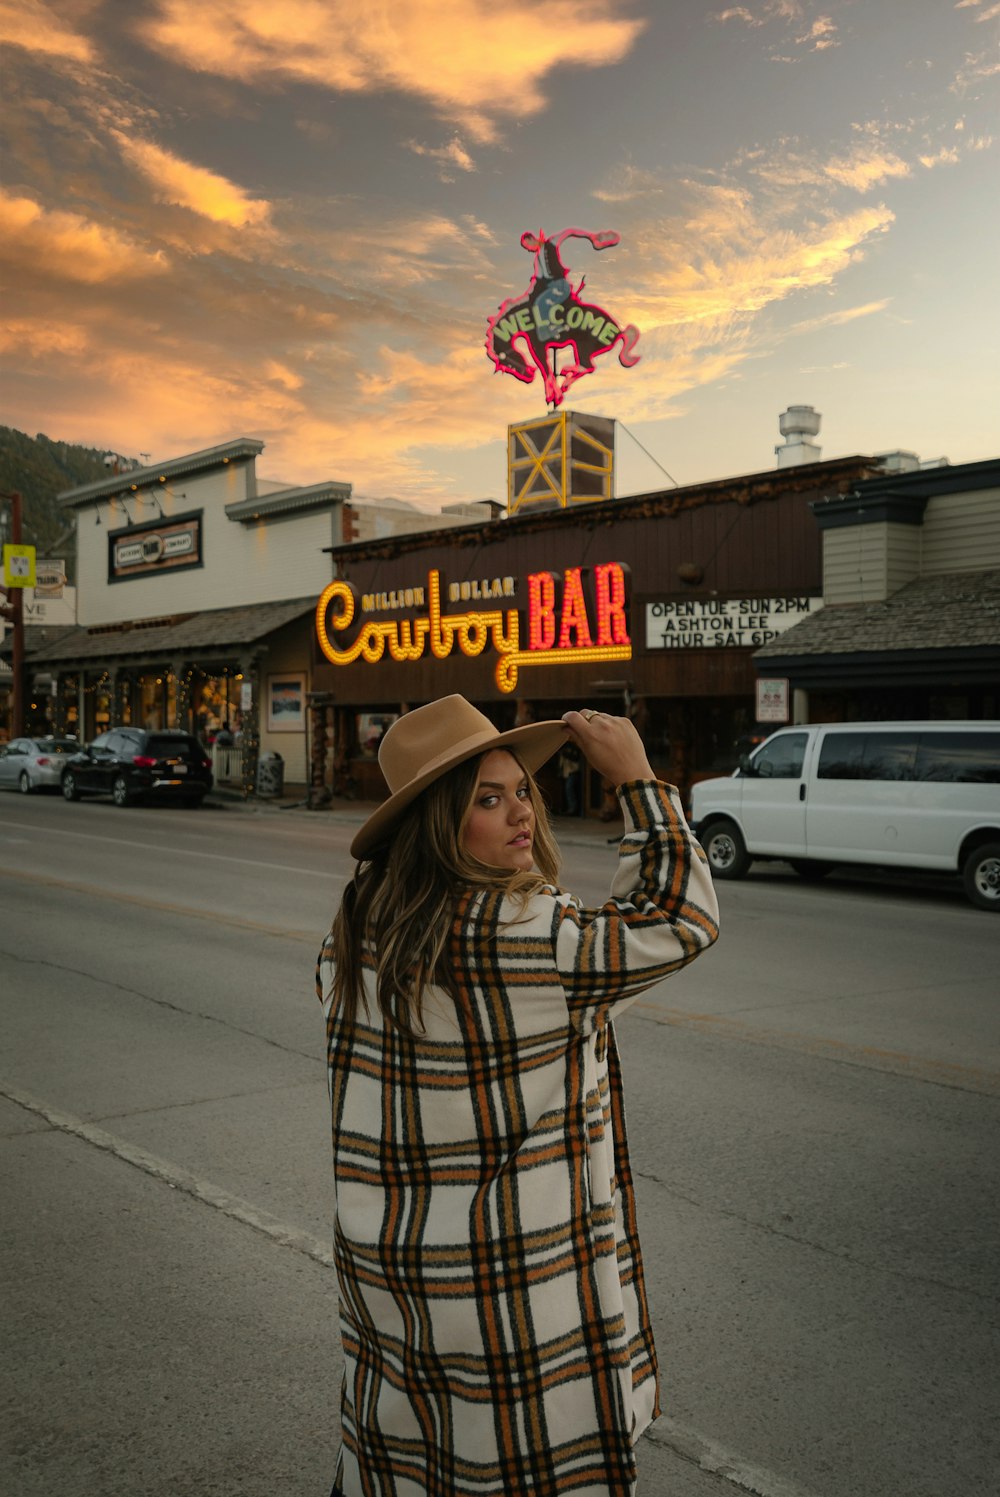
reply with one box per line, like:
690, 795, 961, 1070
309, 455, 879, 807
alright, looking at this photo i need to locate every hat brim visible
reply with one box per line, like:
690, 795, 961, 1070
349, 717, 568, 860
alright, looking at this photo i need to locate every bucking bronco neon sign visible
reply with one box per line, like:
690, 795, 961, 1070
485, 228, 640, 408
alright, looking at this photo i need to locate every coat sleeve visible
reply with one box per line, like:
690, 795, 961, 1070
550, 779, 719, 1034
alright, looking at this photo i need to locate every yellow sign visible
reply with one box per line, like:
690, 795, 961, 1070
3, 543, 36, 588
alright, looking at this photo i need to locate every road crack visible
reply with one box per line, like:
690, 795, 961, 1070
634, 1168, 998, 1305
0, 946, 318, 1064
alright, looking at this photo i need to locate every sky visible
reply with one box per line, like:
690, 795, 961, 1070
1, 0, 998, 508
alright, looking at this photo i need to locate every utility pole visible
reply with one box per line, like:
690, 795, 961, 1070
0, 490, 26, 737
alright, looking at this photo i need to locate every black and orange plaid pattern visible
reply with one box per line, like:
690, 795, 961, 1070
316, 781, 720, 1496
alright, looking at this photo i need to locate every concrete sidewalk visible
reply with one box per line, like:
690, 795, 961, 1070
209, 783, 626, 850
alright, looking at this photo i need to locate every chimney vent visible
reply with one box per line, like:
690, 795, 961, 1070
776, 405, 821, 467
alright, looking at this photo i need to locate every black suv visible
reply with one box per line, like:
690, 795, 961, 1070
62, 729, 213, 808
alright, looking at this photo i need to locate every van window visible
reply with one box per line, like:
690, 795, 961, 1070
818, 732, 917, 781
861, 733, 917, 781
750, 732, 807, 778
915, 732, 1000, 784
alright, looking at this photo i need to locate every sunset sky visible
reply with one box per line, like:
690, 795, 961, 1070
2, 0, 998, 507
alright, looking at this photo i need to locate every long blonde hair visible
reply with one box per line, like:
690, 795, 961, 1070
328, 750, 560, 1035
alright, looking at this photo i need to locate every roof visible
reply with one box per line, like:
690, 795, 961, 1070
755, 568, 1000, 659
225, 479, 351, 524
57, 438, 266, 510
16, 597, 316, 666
810, 456, 1000, 531
324, 454, 881, 563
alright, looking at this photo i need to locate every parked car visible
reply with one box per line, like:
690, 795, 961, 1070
690, 721, 1000, 911
61, 728, 213, 808
0, 736, 80, 793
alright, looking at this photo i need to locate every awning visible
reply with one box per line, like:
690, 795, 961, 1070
14, 597, 317, 668
753, 569, 1000, 688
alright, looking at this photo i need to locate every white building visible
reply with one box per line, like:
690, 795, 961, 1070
23, 437, 492, 788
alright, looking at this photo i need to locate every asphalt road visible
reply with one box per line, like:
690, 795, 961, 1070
1, 791, 998, 1497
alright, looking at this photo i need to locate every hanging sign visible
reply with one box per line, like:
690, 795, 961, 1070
316, 563, 632, 694
108, 513, 203, 582
486, 229, 640, 408
33, 559, 66, 597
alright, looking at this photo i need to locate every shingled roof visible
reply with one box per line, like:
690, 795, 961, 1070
755, 568, 1000, 659
17, 597, 316, 666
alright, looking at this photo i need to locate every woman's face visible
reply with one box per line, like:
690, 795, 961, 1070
462, 749, 535, 872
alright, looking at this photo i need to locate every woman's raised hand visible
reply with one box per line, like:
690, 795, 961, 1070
561, 710, 655, 785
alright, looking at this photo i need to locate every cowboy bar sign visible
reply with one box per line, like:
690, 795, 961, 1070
486, 229, 640, 408
316, 563, 632, 694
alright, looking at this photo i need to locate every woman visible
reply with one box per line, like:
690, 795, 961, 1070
316, 696, 719, 1496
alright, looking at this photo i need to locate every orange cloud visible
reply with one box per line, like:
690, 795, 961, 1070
404, 137, 478, 178
822, 148, 911, 192
625, 200, 893, 329
0, 189, 169, 283
790, 300, 890, 333
139, 0, 645, 142
796, 15, 839, 50
312, 210, 497, 289
592, 165, 665, 203
0, 0, 94, 63
739, 134, 912, 194
0, 318, 91, 358
114, 135, 271, 227
264, 360, 304, 391
955, 0, 1000, 17
919, 146, 962, 168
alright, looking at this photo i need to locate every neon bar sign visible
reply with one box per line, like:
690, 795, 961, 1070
316, 564, 631, 694
486, 228, 640, 409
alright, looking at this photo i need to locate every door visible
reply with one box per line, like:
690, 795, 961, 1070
806, 731, 919, 863
739, 730, 810, 855
79, 731, 116, 792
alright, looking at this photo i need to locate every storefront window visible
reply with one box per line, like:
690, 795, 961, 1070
697, 699, 763, 773
138, 674, 167, 731
119, 674, 134, 726
60, 676, 80, 738
194, 671, 239, 741
357, 712, 397, 758
94, 685, 111, 734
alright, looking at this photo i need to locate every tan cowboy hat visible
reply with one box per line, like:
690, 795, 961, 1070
350, 695, 567, 859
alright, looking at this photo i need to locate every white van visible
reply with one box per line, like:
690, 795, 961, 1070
689, 722, 1000, 910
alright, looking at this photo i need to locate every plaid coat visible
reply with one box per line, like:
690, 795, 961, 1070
316, 781, 719, 1496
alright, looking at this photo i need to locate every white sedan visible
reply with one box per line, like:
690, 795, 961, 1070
0, 736, 80, 793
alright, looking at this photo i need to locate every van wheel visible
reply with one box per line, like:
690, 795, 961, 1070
962, 842, 1000, 911
789, 859, 833, 882
702, 820, 751, 880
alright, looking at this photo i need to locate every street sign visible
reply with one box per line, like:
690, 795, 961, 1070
3, 543, 36, 588
756, 677, 790, 722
